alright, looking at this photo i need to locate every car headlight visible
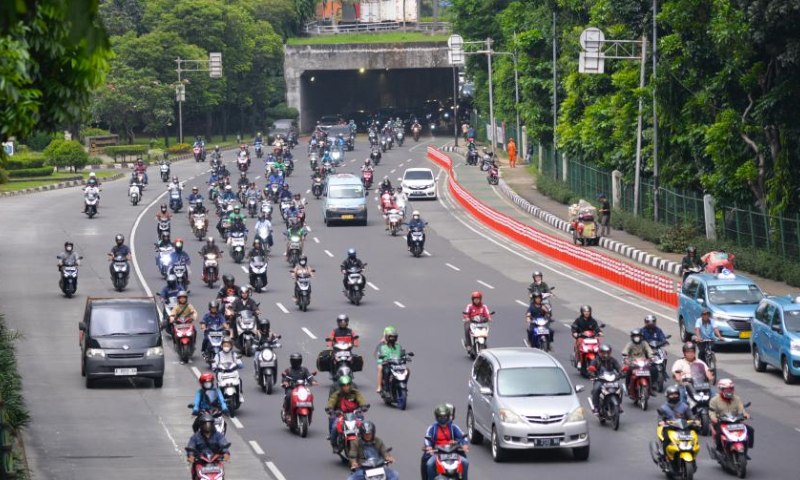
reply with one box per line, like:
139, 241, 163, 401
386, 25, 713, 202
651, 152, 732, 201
86, 348, 105, 358
712, 312, 732, 322
791, 340, 800, 353
146, 347, 164, 357
326, 205, 337, 211
567, 406, 585, 422
498, 408, 523, 424
358, 205, 366, 211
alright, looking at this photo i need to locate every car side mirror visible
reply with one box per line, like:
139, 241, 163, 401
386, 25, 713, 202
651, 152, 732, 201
575, 385, 585, 393
479, 386, 493, 396
79, 322, 87, 331
771, 323, 783, 334
697, 298, 705, 305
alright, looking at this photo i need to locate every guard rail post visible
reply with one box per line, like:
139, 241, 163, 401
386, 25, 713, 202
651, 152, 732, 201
612, 170, 622, 209
561, 153, 568, 182
0, 393, 17, 480
703, 194, 717, 240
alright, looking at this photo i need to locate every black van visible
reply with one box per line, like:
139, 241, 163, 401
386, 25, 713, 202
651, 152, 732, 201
79, 297, 165, 388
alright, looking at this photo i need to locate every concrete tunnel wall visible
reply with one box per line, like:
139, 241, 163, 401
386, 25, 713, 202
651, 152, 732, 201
284, 42, 452, 132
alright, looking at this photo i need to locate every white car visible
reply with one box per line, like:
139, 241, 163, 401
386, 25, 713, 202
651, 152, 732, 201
401, 168, 437, 200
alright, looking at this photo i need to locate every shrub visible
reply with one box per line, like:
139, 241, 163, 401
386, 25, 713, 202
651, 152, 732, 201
168, 143, 192, 155
44, 139, 88, 171
7, 166, 53, 178
2, 152, 46, 170
80, 127, 111, 138
148, 148, 165, 160
535, 174, 580, 205
88, 156, 104, 165
0, 168, 7, 184
0, 313, 30, 430
103, 145, 148, 160
150, 139, 166, 150
25, 131, 59, 151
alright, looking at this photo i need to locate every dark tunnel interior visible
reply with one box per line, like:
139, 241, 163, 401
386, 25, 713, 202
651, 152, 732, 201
299, 68, 454, 132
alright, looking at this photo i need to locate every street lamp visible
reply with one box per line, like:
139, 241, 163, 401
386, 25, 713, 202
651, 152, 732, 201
447, 34, 465, 146
174, 52, 223, 144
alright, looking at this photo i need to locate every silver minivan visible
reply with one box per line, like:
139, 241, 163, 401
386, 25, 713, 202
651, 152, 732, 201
323, 173, 367, 226
466, 347, 590, 461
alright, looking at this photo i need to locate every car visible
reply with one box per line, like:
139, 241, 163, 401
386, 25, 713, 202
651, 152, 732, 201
677, 271, 764, 345
79, 297, 165, 388
401, 168, 437, 200
323, 173, 367, 226
268, 118, 297, 143
466, 348, 589, 462
318, 114, 342, 130
346, 110, 371, 132
751, 295, 800, 383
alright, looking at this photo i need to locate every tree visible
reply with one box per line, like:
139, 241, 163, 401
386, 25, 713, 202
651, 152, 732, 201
44, 139, 89, 171
99, 0, 146, 36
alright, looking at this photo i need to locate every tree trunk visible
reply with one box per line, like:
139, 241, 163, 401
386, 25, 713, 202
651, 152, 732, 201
206, 110, 213, 142
222, 108, 229, 142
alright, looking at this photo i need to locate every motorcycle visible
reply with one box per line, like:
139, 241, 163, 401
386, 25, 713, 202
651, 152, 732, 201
650, 418, 700, 480
527, 317, 553, 352
110, 255, 130, 291
370, 148, 381, 166
171, 315, 196, 363
185, 447, 229, 480
412, 125, 421, 142
229, 231, 246, 264
649, 336, 671, 392
463, 313, 492, 359
708, 407, 752, 478
269, 183, 280, 203
480, 152, 495, 172
193, 146, 205, 162
386, 209, 402, 236
253, 336, 281, 394
237, 154, 249, 173
208, 185, 219, 202
572, 328, 604, 378
248, 256, 268, 293
353, 456, 394, 480
589, 371, 623, 431
312, 178, 323, 199
169, 261, 190, 287
169, 188, 182, 212
408, 226, 426, 258
204, 323, 226, 364
84, 190, 99, 218
487, 165, 499, 185
379, 351, 413, 410
255, 225, 271, 254
236, 310, 258, 357
396, 130, 404, 147
188, 405, 227, 435
380, 137, 387, 153
332, 406, 368, 462
260, 200, 273, 221
294, 270, 313, 312
466, 148, 478, 166
428, 443, 467, 480
202, 253, 220, 288
159, 162, 170, 182
129, 183, 141, 206
57, 256, 82, 298
192, 212, 208, 241
344, 265, 366, 305
309, 153, 319, 171
286, 234, 302, 267
683, 368, 713, 436
255, 142, 263, 159
282, 373, 316, 438
362, 169, 374, 189
214, 360, 243, 412
246, 196, 258, 218
157, 217, 171, 239
279, 198, 292, 219
624, 357, 653, 410
324, 336, 363, 386
158, 294, 178, 334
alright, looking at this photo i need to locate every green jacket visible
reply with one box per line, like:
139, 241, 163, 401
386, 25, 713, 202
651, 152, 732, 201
326, 388, 367, 411
622, 341, 653, 360
528, 281, 551, 295
709, 394, 747, 423
377, 343, 402, 364
228, 212, 246, 224
347, 436, 390, 462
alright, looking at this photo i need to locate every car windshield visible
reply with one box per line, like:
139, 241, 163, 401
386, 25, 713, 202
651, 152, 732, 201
497, 367, 572, 397
404, 171, 433, 181
90, 304, 159, 336
328, 185, 364, 199
785, 309, 800, 332
707, 284, 763, 305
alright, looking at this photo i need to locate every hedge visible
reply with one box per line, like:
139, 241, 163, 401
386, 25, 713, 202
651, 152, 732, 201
535, 174, 580, 205
0, 313, 30, 430
81, 127, 111, 138
0, 168, 7, 184
168, 143, 192, 155
103, 145, 148, 159
8, 166, 54, 178
1, 153, 47, 170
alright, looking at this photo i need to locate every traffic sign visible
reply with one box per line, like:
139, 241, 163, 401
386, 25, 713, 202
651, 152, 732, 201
580, 28, 605, 53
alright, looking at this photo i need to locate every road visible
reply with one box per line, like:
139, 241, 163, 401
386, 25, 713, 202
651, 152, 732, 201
0, 136, 798, 480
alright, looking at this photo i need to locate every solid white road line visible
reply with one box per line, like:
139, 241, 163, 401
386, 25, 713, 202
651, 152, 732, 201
266, 462, 288, 480
302, 327, 317, 339
795, 428, 800, 435
241, 266, 249, 273
313, 237, 320, 243
306, 189, 311, 194
367, 281, 380, 291
276, 302, 289, 314
191, 366, 202, 378
394, 301, 406, 308
255, 176, 261, 180
231, 417, 244, 429
477, 280, 495, 289
131, 188, 171, 296
158, 414, 184, 458
249, 440, 265, 455
423, 250, 432, 256
390, 169, 396, 174
515, 299, 528, 307
445, 263, 461, 271
324, 249, 334, 257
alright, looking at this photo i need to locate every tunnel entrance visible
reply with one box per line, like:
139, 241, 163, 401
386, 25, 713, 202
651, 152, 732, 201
299, 68, 454, 132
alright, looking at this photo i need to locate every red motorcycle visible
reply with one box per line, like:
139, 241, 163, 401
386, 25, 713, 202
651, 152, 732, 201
331, 406, 368, 462
487, 165, 499, 185
172, 316, 196, 363
572, 329, 603, 378
624, 357, 652, 410
429, 442, 466, 479
710, 410, 751, 478
361, 169, 374, 189
186, 447, 228, 480
193, 146, 205, 162
380, 193, 395, 214
282, 373, 316, 438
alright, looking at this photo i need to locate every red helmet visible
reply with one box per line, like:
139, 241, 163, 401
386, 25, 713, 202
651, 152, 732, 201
199, 373, 214, 387
718, 378, 734, 400
471, 291, 483, 300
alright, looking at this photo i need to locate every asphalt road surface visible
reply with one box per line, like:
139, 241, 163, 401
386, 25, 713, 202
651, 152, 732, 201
1, 136, 799, 480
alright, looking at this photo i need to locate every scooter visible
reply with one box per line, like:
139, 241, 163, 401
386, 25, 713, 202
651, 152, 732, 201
172, 315, 196, 363
428, 443, 467, 480
571, 328, 604, 378
204, 323, 226, 365
624, 357, 653, 411
386, 209, 402, 236
169, 188, 182, 212
649, 336, 671, 392
129, 183, 141, 206
236, 310, 258, 357
353, 456, 394, 480
527, 317, 553, 352
285, 234, 303, 267
344, 266, 366, 306
408, 226, 426, 258
362, 169, 374, 189
157, 217, 171, 239
169, 261, 190, 287
487, 165, 499, 185
379, 351, 413, 410
312, 178, 323, 199
255, 142, 263, 158
84, 190, 99, 218
57, 256, 82, 298
588, 371, 623, 431
202, 252, 220, 288
260, 201, 273, 221
185, 447, 228, 480
282, 373, 316, 438
247, 196, 258, 217
294, 270, 313, 312
160, 162, 170, 182
229, 231, 246, 264
462, 312, 493, 359
248, 256, 268, 293
192, 212, 208, 241
110, 255, 130, 291
155, 244, 174, 277
650, 418, 700, 480
684, 374, 713, 436
708, 407, 752, 478
253, 336, 281, 394
214, 359, 243, 412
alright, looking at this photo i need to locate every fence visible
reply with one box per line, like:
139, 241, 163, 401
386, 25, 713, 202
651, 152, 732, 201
0, 393, 16, 479
303, 21, 451, 35
720, 204, 800, 260
468, 112, 519, 151
567, 158, 612, 203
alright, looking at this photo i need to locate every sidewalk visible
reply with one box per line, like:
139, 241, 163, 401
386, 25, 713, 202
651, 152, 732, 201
440, 146, 795, 297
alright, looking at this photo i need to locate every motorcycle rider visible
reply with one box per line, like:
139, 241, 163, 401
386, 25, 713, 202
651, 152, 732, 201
376, 327, 406, 395
169, 290, 198, 363
155, 232, 173, 251
681, 246, 705, 281
129, 172, 145, 198
191, 372, 231, 428
244, 181, 260, 203
57, 241, 80, 271
199, 237, 221, 258
193, 135, 205, 150
168, 175, 182, 194
200, 300, 230, 358
207, 169, 220, 186
254, 132, 263, 147
290, 255, 314, 301
642, 314, 668, 344
267, 167, 284, 188
216, 274, 240, 301
348, 421, 397, 480
187, 186, 203, 207
327, 314, 358, 349
621, 328, 656, 397
211, 336, 245, 402
221, 184, 236, 202
254, 213, 273, 249
462, 291, 492, 353
284, 219, 307, 258
133, 158, 148, 184
326, 375, 368, 451
336, 133, 346, 146
158, 274, 184, 301
340, 248, 367, 292
227, 206, 247, 239
525, 292, 553, 347
709, 379, 753, 452
186, 412, 230, 478
695, 308, 723, 365
281, 353, 317, 416
423, 404, 469, 480
156, 203, 172, 230
247, 238, 268, 260
657, 385, 695, 424
108, 234, 132, 276
405, 210, 426, 250
231, 286, 260, 340
379, 178, 393, 195
571, 305, 603, 339
82, 181, 101, 213
171, 238, 192, 278
671, 342, 715, 402
587, 344, 622, 414
278, 183, 293, 203
528, 270, 552, 297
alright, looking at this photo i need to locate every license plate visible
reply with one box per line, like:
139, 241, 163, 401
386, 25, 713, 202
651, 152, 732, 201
533, 438, 560, 447
536, 327, 549, 334
114, 368, 137, 376
341, 215, 354, 220
365, 468, 384, 477
739, 331, 751, 339
634, 370, 651, 376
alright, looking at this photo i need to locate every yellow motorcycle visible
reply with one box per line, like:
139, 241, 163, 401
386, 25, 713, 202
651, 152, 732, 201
649, 418, 701, 480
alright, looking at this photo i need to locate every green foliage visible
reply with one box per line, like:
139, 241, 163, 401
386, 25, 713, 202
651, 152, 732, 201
24, 131, 60, 152
535, 174, 579, 205
0, 313, 30, 430
687, 237, 800, 289
148, 148, 165, 159
80, 127, 112, 138
609, 208, 672, 246
168, 143, 192, 155
99, 0, 146, 36
44, 139, 89, 170
0, 168, 7, 184
1, 152, 46, 170
7, 166, 55, 178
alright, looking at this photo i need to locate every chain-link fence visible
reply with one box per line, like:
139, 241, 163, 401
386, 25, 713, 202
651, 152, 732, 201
539, 144, 563, 179
567, 158, 612, 202
719, 205, 800, 260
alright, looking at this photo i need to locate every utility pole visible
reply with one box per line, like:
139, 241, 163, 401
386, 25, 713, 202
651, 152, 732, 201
633, 36, 647, 217
487, 37, 496, 154
552, 10, 558, 179
652, 0, 660, 221
174, 53, 222, 145
453, 65, 459, 146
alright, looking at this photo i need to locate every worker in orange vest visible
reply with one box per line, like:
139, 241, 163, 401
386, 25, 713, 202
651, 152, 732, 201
507, 138, 517, 168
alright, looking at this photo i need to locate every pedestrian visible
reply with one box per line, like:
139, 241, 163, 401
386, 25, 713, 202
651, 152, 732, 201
467, 126, 475, 142
598, 193, 611, 236
507, 138, 517, 168
461, 122, 470, 141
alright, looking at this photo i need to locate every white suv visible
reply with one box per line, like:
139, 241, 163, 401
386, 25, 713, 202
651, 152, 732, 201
401, 168, 437, 199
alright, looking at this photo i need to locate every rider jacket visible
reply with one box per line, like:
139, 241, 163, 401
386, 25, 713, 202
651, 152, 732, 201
588, 357, 621, 377
643, 326, 667, 344
247, 247, 267, 259
282, 366, 312, 386
658, 401, 695, 422
159, 285, 182, 300
199, 244, 221, 256
407, 218, 425, 230
424, 421, 468, 449
528, 281, 551, 294
709, 395, 747, 423
186, 431, 229, 460
340, 257, 364, 272
681, 255, 703, 271
328, 327, 358, 348
201, 312, 226, 331
232, 297, 258, 315
216, 284, 240, 301
572, 316, 601, 335
348, 436, 391, 463
326, 388, 367, 412
171, 250, 191, 266
622, 342, 653, 360
192, 387, 229, 415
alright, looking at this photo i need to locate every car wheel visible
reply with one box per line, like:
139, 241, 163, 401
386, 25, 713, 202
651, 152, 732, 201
573, 444, 590, 461
679, 317, 691, 342
491, 426, 508, 462
752, 346, 767, 372
467, 408, 483, 444
782, 357, 798, 384
85, 377, 95, 389
154, 377, 164, 388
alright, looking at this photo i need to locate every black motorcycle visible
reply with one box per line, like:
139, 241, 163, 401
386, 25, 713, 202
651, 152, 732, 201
109, 254, 130, 291
590, 371, 623, 431
58, 256, 82, 298
408, 225, 426, 258
379, 351, 414, 410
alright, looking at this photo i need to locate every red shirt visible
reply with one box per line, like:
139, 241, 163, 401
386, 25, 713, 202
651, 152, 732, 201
464, 303, 491, 320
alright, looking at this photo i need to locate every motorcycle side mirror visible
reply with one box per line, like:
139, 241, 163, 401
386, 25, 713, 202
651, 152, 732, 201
550, 286, 556, 290
312, 370, 318, 376
599, 323, 606, 328
386, 447, 393, 453
276, 335, 282, 339
378, 356, 386, 360
353, 335, 359, 340
187, 403, 194, 409
575, 385, 585, 393
325, 337, 332, 342
490, 311, 496, 315
744, 402, 751, 408
407, 352, 415, 357
79, 322, 87, 331
666, 334, 672, 339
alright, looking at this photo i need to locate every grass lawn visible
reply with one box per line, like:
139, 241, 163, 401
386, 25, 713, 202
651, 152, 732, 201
1, 170, 120, 192
287, 32, 448, 45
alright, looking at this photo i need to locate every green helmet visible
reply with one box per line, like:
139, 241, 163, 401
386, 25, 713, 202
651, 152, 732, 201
434, 403, 451, 420
383, 326, 398, 338
338, 375, 352, 387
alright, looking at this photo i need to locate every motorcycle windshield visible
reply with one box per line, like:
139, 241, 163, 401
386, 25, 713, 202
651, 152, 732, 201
690, 363, 710, 388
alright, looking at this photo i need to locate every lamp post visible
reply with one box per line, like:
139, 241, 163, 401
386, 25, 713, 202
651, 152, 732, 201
174, 52, 222, 144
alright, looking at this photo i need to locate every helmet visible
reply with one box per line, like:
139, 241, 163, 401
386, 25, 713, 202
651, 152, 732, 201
337, 314, 349, 327
115, 234, 124, 245
347, 248, 356, 258
214, 145, 220, 151
177, 290, 188, 299
167, 274, 177, 287
293, 193, 301, 200
239, 285, 250, 296
364, 159, 371, 165
384, 326, 398, 343
162, 233, 171, 242
599, 344, 612, 358
718, 378, 735, 400
222, 274, 234, 287
221, 336, 234, 349
666, 385, 681, 404
198, 412, 215, 433
233, 205, 240, 212
580, 305, 592, 314
471, 291, 483, 300
206, 237, 215, 246
258, 317, 271, 336
64, 241, 74, 252
412, 210, 420, 219
289, 352, 302, 368
338, 375, 352, 387
532, 270, 543, 279
359, 420, 376, 438
160, 203, 167, 212
192, 186, 198, 192
630, 328, 642, 344
174, 239, 184, 252
682, 341, 696, 353
172, 176, 178, 183
298, 255, 308, 267
225, 185, 233, 191
208, 300, 219, 311
644, 314, 657, 326
687, 246, 696, 254
199, 372, 214, 389
434, 404, 451, 425
253, 238, 261, 246
282, 184, 289, 190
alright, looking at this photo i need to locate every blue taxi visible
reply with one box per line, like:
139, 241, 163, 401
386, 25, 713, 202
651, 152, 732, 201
751, 295, 800, 384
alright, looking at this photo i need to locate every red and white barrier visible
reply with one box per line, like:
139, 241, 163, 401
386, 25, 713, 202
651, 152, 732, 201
427, 146, 678, 307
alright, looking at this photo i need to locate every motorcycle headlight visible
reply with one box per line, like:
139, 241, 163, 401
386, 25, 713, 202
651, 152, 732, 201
86, 348, 105, 358
498, 408, 523, 424
567, 406, 585, 422
296, 388, 309, 401
146, 347, 164, 357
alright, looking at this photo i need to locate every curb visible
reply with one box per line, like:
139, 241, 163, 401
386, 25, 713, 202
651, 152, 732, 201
442, 144, 683, 277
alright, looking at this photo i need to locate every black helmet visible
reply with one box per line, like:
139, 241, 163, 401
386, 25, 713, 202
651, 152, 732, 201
206, 237, 215, 247
222, 274, 235, 287
682, 341, 696, 353
347, 248, 356, 258
434, 404, 451, 425
167, 274, 177, 287
599, 344, 612, 357
208, 300, 219, 311
531, 292, 542, 302
64, 241, 74, 251
289, 352, 303, 368
298, 255, 308, 267
630, 328, 642, 344
666, 385, 681, 404
115, 234, 124, 245
687, 246, 696, 255
198, 412, 215, 433
160, 203, 167, 212
337, 314, 349, 327
359, 420, 376, 438
644, 314, 657, 325
580, 305, 592, 314
258, 317, 271, 336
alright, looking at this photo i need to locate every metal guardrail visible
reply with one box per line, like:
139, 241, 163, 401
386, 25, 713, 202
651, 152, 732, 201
304, 21, 450, 35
